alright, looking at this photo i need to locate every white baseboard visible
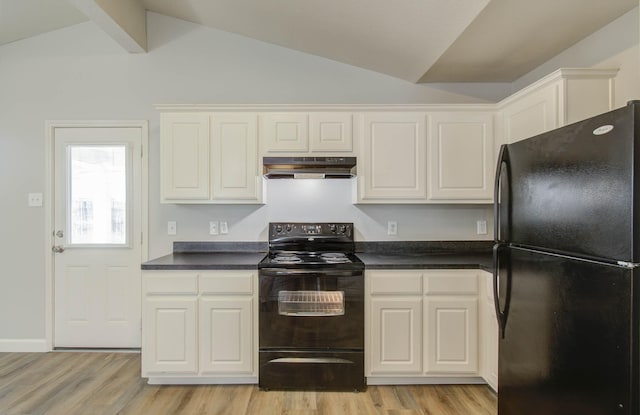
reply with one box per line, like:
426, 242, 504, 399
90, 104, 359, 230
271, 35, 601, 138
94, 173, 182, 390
366, 376, 487, 386
0, 339, 48, 352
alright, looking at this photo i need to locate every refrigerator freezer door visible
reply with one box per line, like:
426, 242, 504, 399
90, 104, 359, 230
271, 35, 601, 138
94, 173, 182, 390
506, 102, 640, 262
498, 247, 636, 415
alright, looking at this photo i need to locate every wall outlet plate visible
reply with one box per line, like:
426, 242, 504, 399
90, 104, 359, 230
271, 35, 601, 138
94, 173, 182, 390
28, 193, 43, 207
220, 221, 228, 234
476, 220, 487, 235
167, 221, 177, 235
209, 221, 219, 235
387, 221, 398, 235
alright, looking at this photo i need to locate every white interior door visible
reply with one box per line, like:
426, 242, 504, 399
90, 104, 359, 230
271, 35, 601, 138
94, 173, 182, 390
53, 127, 143, 348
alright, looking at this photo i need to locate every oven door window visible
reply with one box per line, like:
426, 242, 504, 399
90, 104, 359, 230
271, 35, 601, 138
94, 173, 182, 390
278, 290, 344, 316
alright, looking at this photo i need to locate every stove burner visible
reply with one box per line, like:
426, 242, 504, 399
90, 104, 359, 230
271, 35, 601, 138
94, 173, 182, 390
320, 253, 350, 264
272, 254, 303, 264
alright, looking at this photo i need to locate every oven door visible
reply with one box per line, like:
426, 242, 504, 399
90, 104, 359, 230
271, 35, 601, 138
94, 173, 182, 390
259, 268, 364, 350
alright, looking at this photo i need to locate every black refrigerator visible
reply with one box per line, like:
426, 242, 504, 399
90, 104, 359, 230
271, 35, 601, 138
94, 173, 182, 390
494, 100, 640, 415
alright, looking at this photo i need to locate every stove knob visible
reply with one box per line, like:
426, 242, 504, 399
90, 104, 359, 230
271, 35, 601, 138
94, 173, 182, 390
275, 224, 283, 233
329, 224, 337, 233
338, 225, 346, 233
285, 224, 292, 232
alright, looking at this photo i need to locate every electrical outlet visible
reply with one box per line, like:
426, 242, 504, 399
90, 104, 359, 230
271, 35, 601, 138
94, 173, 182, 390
167, 221, 177, 235
220, 221, 228, 234
28, 193, 43, 207
477, 220, 487, 235
387, 221, 398, 236
209, 221, 219, 235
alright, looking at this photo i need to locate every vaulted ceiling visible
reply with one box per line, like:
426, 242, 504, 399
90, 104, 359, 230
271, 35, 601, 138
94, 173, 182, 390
1, 0, 637, 83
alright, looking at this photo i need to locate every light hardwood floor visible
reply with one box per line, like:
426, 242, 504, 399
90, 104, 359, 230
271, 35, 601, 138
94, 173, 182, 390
0, 352, 496, 415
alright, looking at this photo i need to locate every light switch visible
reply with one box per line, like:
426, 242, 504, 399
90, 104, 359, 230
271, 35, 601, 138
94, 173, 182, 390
476, 220, 487, 235
220, 221, 228, 234
28, 193, 43, 207
209, 221, 219, 235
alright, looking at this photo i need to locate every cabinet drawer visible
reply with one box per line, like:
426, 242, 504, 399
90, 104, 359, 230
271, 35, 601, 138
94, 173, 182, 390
424, 271, 478, 295
144, 273, 198, 295
200, 272, 254, 295
369, 271, 422, 295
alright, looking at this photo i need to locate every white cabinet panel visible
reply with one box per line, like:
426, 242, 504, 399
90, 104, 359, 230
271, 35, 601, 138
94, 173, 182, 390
199, 297, 253, 374
369, 297, 423, 375
428, 112, 494, 201
142, 297, 198, 375
480, 271, 498, 390
502, 83, 559, 144
260, 113, 309, 152
425, 297, 478, 374
309, 112, 353, 152
160, 113, 210, 201
211, 113, 259, 200
359, 113, 427, 201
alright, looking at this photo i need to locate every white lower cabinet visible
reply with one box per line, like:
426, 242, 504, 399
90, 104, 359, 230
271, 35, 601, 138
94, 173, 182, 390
143, 297, 198, 374
142, 270, 258, 384
370, 297, 423, 374
367, 269, 495, 386
199, 296, 254, 374
425, 297, 478, 373
479, 270, 498, 391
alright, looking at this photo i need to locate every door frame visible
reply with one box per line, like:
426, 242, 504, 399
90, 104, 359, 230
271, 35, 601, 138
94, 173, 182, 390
44, 120, 149, 351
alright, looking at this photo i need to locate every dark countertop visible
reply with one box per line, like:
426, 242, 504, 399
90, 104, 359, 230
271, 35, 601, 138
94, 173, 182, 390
141, 252, 267, 270
355, 252, 492, 272
141, 241, 493, 272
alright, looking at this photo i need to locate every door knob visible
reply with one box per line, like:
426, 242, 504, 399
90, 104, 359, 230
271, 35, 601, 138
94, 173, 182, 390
54, 230, 64, 238
52, 245, 65, 253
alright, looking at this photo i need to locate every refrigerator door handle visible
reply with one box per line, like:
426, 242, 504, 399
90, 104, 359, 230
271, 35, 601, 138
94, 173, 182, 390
493, 243, 508, 338
493, 144, 510, 243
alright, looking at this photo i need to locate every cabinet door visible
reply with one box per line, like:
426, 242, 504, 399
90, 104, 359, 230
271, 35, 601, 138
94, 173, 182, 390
501, 82, 559, 144
369, 297, 422, 375
160, 113, 210, 201
360, 113, 427, 201
309, 112, 353, 152
428, 112, 494, 201
424, 297, 478, 374
199, 297, 254, 375
480, 272, 498, 390
142, 297, 197, 375
211, 113, 260, 200
260, 113, 309, 152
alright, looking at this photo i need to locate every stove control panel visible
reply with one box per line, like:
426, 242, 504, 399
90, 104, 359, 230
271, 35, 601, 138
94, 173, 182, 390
270, 222, 353, 237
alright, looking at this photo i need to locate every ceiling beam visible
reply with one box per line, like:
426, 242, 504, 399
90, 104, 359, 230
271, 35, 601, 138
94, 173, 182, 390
71, 0, 147, 53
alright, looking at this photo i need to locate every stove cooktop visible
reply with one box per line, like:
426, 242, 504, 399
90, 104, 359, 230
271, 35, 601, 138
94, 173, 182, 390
258, 251, 364, 270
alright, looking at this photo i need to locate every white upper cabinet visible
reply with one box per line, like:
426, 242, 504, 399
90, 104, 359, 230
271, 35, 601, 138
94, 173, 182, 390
211, 113, 260, 200
160, 112, 262, 204
260, 113, 309, 152
498, 68, 617, 144
309, 112, 354, 152
357, 112, 428, 202
427, 111, 494, 202
157, 70, 617, 204
260, 112, 355, 154
161, 113, 210, 201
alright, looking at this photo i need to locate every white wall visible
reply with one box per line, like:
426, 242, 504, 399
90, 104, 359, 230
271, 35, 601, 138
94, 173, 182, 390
511, 7, 640, 108
0, 9, 637, 343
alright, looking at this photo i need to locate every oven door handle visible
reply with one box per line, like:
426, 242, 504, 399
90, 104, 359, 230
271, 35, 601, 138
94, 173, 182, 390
259, 268, 362, 278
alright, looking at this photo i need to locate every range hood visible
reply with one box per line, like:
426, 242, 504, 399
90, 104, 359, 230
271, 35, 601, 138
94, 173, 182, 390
263, 157, 356, 179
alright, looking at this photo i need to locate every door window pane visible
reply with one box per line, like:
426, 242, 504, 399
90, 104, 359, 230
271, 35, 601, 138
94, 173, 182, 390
69, 145, 127, 245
